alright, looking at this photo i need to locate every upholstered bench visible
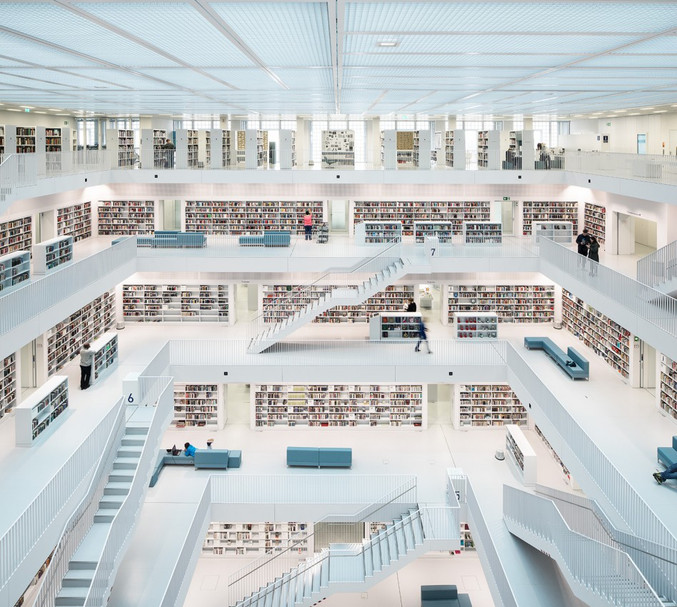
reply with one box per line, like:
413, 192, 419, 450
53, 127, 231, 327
238, 235, 265, 246
657, 436, 677, 468
421, 585, 472, 607
524, 337, 589, 380
194, 449, 230, 469
149, 448, 241, 486
286, 447, 352, 468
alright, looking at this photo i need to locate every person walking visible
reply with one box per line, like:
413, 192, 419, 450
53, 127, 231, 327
414, 317, 432, 354
79, 343, 93, 389
303, 209, 313, 241
576, 228, 590, 269
653, 462, 677, 484
588, 235, 600, 276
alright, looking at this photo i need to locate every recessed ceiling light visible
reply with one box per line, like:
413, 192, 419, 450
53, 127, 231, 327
7, 108, 20, 112
629, 113, 640, 116
48, 108, 61, 112
612, 109, 626, 113
22, 106, 34, 109
640, 107, 654, 110
654, 110, 667, 113
377, 41, 398, 47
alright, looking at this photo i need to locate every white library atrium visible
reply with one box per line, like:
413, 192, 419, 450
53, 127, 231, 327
2, 2, 677, 607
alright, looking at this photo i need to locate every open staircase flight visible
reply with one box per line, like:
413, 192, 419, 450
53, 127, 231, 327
248, 257, 412, 354
233, 505, 458, 607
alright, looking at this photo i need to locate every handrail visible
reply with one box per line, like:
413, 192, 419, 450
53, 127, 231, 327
32, 397, 126, 607
227, 476, 416, 605
637, 240, 677, 289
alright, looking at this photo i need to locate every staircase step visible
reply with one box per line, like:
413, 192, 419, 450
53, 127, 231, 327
121, 437, 145, 447
104, 482, 131, 496
393, 521, 406, 556
125, 426, 148, 435
410, 510, 424, 544
363, 541, 374, 577
94, 512, 115, 523
402, 516, 415, 549
99, 494, 125, 509
113, 457, 138, 470
62, 570, 93, 588
117, 446, 142, 457
68, 560, 97, 571
371, 535, 382, 572
109, 471, 134, 482
55, 585, 89, 606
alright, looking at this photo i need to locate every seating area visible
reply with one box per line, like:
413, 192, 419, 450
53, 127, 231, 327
238, 230, 291, 247
136, 230, 207, 248
657, 436, 677, 468
286, 446, 352, 468
149, 448, 242, 486
421, 585, 472, 607
523, 336, 589, 380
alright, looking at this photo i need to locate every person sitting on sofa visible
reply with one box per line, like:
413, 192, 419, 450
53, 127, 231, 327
654, 462, 677, 485
184, 442, 196, 457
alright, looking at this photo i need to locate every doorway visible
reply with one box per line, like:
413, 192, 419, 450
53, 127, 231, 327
37, 210, 55, 243
20, 340, 38, 392
328, 200, 348, 232
639, 341, 656, 391
614, 212, 657, 256
160, 200, 181, 230
637, 134, 647, 155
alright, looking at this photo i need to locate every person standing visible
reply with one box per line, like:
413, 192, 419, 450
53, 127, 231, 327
79, 343, 93, 389
303, 209, 313, 241
588, 235, 600, 276
406, 298, 417, 312
576, 228, 590, 269
163, 136, 175, 168
414, 318, 432, 354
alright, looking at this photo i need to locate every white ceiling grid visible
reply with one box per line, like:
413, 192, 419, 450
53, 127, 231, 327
0, 1, 673, 116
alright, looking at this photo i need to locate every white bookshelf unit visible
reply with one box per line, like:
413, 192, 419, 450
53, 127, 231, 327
380, 130, 397, 170
175, 129, 199, 169
90, 332, 118, 385
463, 222, 502, 244
322, 130, 354, 168
15, 375, 69, 447
445, 130, 465, 169
279, 130, 296, 169
210, 130, 231, 168
0, 215, 32, 256
522, 201, 578, 236
353, 200, 491, 237
0, 250, 30, 294
477, 131, 501, 169
505, 424, 537, 486
453, 384, 527, 429
532, 221, 574, 244
141, 129, 167, 169
354, 221, 402, 244
33, 236, 73, 274
0, 353, 17, 418
261, 284, 415, 324
584, 203, 606, 246
413, 130, 431, 169
46, 291, 116, 377
174, 383, 225, 429
447, 284, 555, 324
106, 129, 135, 167
203, 522, 312, 556
0, 126, 4, 156
454, 312, 498, 339
659, 355, 677, 421
57, 201, 92, 242
504, 130, 534, 170
562, 289, 631, 379
535, 425, 575, 486
97, 200, 155, 235
197, 130, 211, 167
413, 221, 453, 244
369, 312, 421, 341
184, 200, 323, 235
122, 283, 230, 324
6, 126, 36, 154
253, 383, 426, 429
245, 129, 266, 169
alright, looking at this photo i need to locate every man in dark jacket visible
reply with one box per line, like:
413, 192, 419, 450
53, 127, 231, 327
576, 228, 590, 269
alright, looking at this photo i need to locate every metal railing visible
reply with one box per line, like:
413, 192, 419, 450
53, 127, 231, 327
32, 397, 126, 607
227, 476, 417, 606
82, 377, 174, 607
0, 400, 123, 593
563, 150, 677, 185
637, 240, 677, 289
504, 485, 663, 606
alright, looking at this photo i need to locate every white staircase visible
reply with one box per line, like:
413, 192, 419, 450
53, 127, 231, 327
53, 426, 148, 607
248, 257, 411, 354
233, 506, 458, 607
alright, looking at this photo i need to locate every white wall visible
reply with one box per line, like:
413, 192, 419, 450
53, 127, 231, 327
0, 110, 76, 130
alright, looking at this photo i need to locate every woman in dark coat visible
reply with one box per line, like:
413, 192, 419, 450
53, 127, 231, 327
588, 236, 600, 276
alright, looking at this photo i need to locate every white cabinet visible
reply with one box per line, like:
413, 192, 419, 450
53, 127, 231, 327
174, 383, 225, 429
90, 332, 118, 385
0, 250, 30, 294
505, 424, 537, 486
369, 312, 421, 341
533, 221, 573, 244
463, 222, 502, 244
354, 221, 402, 244
454, 312, 498, 339
16, 375, 69, 447
33, 236, 73, 274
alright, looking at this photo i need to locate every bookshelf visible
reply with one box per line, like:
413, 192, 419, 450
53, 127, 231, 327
97, 200, 155, 235
261, 284, 415, 324
0, 250, 30, 294
477, 131, 501, 169
454, 313, 498, 339
15, 375, 68, 447
106, 129, 135, 167
6, 126, 37, 154
660, 355, 677, 421
317, 222, 328, 243
322, 130, 354, 168
90, 332, 118, 385
380, 130, 396, 169
534, 425, 574, 486
245, 129, 266, 169
353, 200, 491, 237
198, 130, 211, 167
532, 221, 574, 244
505, 424, 537, 486
522, 201, 578, 236
140, 129, 167, 168
369, 312, 421, 341
354, 221, 402, 244
504, 130, 534, 170
413, 130, 431, 169
175, 129, 199, 168
46, 291, 116, 377
413, 221, 453, 244
203, 522, 312, 556
584, 203, 606, 246
33, 236, 73, 274
122, 283, 230, 324
174, 383, 225, 429
0, 215, 32, 255
445, 130, 465, 169
463, 221, 502, 244
562, 289, 631, 379
252, 383, 426, 429
453, 384, 526, 429
184, 200, 323, 235
0, 353, 17, 418
447, 284, 555, 324
0, 126, 4, 156
234, 130, 246, 165
279, 130, 296, 169
57, 202, 92, 242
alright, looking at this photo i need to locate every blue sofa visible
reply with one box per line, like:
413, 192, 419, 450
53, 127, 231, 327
657, 436, 677, 468
421, 585, 472, 607
286, 447, 352, 468
524, 337, 589, 380
137, 231, 207, 248
149, 448, 242, 486
238, 230, 291, 247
